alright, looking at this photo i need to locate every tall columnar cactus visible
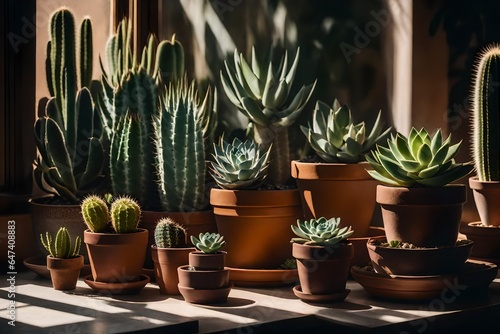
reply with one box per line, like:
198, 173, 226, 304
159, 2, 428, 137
34, 9, 103, 203
154, 217, 187, 248
221, 47, 316, 185
81, 195, 109, 233
472, 45, 500, 181
110, 197, 141, 233
41, 227, 81, 258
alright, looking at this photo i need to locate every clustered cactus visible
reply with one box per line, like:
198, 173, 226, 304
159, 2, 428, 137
190, 233, 225, 253
291, 217, 354, 246
367, 128, 474, 187
301, 100, 391, 163
210, 137, 272, 190
154, 217, 188, 248
41, 227, 81, 258
471, 45, 500, 182
81, 195, 141, 233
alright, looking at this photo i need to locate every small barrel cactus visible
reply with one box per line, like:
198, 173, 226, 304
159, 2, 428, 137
154, 217, 187, 248
291, 217, 354, 247
110, 196, 141, 233
40, 227, 81, 258
190, 232, 225, 253
81, 195, 109, 232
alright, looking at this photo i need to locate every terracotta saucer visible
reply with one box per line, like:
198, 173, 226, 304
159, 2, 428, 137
83, 274, 150, 295
293, 285, 350, 303
23, 256, 91, 279
351, 260, 498, 301
228, 268, 299, 287
178, 283, 233, 304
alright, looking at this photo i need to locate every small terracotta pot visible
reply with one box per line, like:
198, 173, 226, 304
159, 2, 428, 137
211, 188, 301, 269
46, 255, 84, 290
151, 245, 195, 295
367, 237, 473, 276
84, 229, 148, 283
469, 177, 500, 226
189, 251, 226, 270
292, 242, 353, 295
376, 185, 466, 247
291, 161, 378, 237
178, 265, 230, 289
461, 222, 500, 260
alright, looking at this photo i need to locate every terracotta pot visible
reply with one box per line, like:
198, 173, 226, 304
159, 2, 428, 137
461, 222, 500, 260
367, 237, 473, 276
84, 229, 148, 283
189, 251, 226, 270
141, 210, 216, 269
291, 161, 377, 237
178, 265, 230, 289
151, 245, 195, 295
211, 188, 301, 269
1, 214, 38, 269
31, 198, 89, 262
376, 185, 467, 247
292, 242, 353, 295
46, 255, 84, 290
348, 226, 385, 267
469, 177, 500, 226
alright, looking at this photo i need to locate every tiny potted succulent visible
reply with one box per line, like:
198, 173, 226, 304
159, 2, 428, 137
367, 128, 474, 248
177, 233, 232, 304
291, 217, 354, 303
41, 227, 83, 290
151, 218, 195, 295
292, 100, 391, 238
81, 195, 149, 289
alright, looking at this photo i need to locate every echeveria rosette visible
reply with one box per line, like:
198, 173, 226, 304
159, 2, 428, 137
301, 100, 391, 163
366, 128, 474, 187
291, 217, 354, 246
190, 232, 226, 253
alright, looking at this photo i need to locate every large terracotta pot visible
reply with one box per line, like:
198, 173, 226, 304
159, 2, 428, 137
210, 188, 301, 269
376, 185, 467, 247
291, 161, 377, 237
46, 255, 84, 290
84, 228, 148, 283
292, 242, 353, 295
469, 177, 500, 226
151, 245, 195, 295
31, 198, 89, 262
141, 210, 216, 269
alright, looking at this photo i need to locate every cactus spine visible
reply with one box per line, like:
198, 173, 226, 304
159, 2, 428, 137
110, 197, 141, 233
81, 195, 109, 232
472, 45, 500, 181
154, 217, 187, 248
41, 227, 81, 258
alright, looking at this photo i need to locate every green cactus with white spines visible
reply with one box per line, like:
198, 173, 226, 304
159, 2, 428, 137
110, 197, 141, 233
301, 100, 391, 163
81, 195, 109, 233
154, 217, 188, 248
291, 217, 354, 247
34, 8, 104, 203
221, 46, 316, 185
190, 233, 225, 253
41, 227, 81, 258
472, 45, 500, 181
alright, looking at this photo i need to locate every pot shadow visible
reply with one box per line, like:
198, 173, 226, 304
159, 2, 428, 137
69, 286, 171, 302
190, 297, 256, 308
299, 300, 371, 310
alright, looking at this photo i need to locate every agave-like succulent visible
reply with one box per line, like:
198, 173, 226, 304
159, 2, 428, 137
366, 128, 474, 187
190, 232, 226, 253
210, 137, 272, 190
301, 100, 391, 163
291, 217, 354, 246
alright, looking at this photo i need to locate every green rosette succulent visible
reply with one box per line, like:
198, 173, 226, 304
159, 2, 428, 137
301, 99, 391, 163
190, 232, 226, 254
291, 217, 354, 246
366, 128, 474, 187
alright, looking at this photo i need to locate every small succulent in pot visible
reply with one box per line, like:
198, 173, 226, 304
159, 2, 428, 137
154, 217, 188, 248
210, 137, 272, 190
301, 100, 391, 163
366, 128, 474, 187
190, 233, 225, 253
291, 217, 354, 247
41, 227, 81, 259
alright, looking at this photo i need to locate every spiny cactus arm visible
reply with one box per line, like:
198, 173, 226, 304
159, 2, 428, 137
141, 34, 158, 76
79, 18, 93, 89
64, 68, 78, 162
154, 35, 185, 83
110, 113, 130, 196
77, 137, 104, 191
45, 41, 54, 97
72, 236, 82, 257
73, 88, 95, 177
54, 227, 71, 258
197, 86, 218, 153
40, 232, 55, 257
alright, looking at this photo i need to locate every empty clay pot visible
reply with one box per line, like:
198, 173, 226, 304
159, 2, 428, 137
46, 255, 84, 290
469, 177, 500, 226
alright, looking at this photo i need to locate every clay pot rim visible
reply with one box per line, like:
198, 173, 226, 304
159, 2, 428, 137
292, 241, 354, 261
291, 160, 373, 181
151, 245, 197, 251
178, 264, 230, 273
84, 228, 148, 245
46, 254, 84, 270
376, 184, 466, 205
210, 187, 300, 207
469, 176, 500, 189
347, 226, 384, 241
189, 251, 227, 256
462, 222, 500, 236
367, 236, 474, 251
